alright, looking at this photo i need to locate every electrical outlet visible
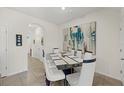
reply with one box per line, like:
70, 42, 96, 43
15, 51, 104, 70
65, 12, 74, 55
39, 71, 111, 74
120, 28, 122, 31
120, 70, 123, 74
120, 49, 122, 52
5, 66, 7, 70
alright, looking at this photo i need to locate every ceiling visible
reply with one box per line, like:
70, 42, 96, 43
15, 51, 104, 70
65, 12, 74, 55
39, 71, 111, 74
9, 7, 103, 25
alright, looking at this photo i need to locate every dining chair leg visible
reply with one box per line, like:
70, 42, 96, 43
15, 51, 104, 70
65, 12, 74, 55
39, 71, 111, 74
71, 68, 74, 73
64, 75, 68, 86
49, 81, 52, 86
64, 79, 70, 86
45, 78, 50, 86
64, 79, 66, 86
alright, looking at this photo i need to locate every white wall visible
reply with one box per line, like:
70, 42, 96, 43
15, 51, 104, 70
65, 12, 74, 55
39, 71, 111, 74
59, 8, 121, 80
0, 8, 60, 76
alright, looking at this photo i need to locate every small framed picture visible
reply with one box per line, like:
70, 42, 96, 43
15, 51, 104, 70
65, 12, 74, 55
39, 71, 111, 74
16, 34, 22, 46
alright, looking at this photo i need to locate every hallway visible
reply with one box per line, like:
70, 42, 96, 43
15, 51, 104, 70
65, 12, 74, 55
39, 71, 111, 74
0, 56, 122, 86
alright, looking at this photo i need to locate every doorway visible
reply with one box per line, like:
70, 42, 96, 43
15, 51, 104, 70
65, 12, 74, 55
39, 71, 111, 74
27, 23, 44, 62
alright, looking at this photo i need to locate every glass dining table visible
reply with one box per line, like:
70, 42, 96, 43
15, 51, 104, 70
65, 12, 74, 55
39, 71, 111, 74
46, 53, 96, 85
47, 53, 84, 70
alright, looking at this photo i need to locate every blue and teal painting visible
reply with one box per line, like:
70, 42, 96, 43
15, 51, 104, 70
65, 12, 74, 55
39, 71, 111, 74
70, 26, 84, 50
63, 21, 96, 54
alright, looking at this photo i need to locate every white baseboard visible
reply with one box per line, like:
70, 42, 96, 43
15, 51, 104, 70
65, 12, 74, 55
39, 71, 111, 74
7, 68, 28, 77
95, 71, 121, 81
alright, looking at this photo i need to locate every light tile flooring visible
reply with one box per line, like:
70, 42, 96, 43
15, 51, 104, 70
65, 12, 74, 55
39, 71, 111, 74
0, 56, 122, 86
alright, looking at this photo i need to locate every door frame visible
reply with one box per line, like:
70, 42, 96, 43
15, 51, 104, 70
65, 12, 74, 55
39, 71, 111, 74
0, 27, 8, 77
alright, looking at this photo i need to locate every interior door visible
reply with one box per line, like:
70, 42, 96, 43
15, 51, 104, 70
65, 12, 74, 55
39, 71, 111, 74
120, 14, 124, 85
120, 29, 124, 85
0, 27, 7, 77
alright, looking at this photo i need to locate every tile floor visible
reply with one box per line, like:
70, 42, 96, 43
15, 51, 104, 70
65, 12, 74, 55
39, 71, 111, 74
0, 56, 122, 86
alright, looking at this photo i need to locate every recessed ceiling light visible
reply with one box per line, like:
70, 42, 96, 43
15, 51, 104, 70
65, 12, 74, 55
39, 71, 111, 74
28, 24, 32, 27
61, 7, 65, 10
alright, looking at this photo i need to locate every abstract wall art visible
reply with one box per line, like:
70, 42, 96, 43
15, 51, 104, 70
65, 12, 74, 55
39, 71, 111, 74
63, 21, 96, 54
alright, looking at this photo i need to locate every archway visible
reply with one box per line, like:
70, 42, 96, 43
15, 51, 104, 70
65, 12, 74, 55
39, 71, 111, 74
27, 23, 45, 62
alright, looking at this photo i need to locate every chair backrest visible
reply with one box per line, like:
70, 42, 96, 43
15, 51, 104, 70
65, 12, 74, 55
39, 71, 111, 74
76, 50, 82, 58
52, 48, 59, 54
78, 52, 96, 86
43, 57, 53, 81
71, 49, 75, 55
83, 52, 92, 60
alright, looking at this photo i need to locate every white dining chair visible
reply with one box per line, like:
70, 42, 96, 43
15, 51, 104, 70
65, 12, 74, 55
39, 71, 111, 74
76, 50, 82, 58
66, 52, 96, 86
74, 50, 83, 72
43, 57, 65, 86
62, 49, 75, 57
71, 49, 75, 55
52, 48, 59, 54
